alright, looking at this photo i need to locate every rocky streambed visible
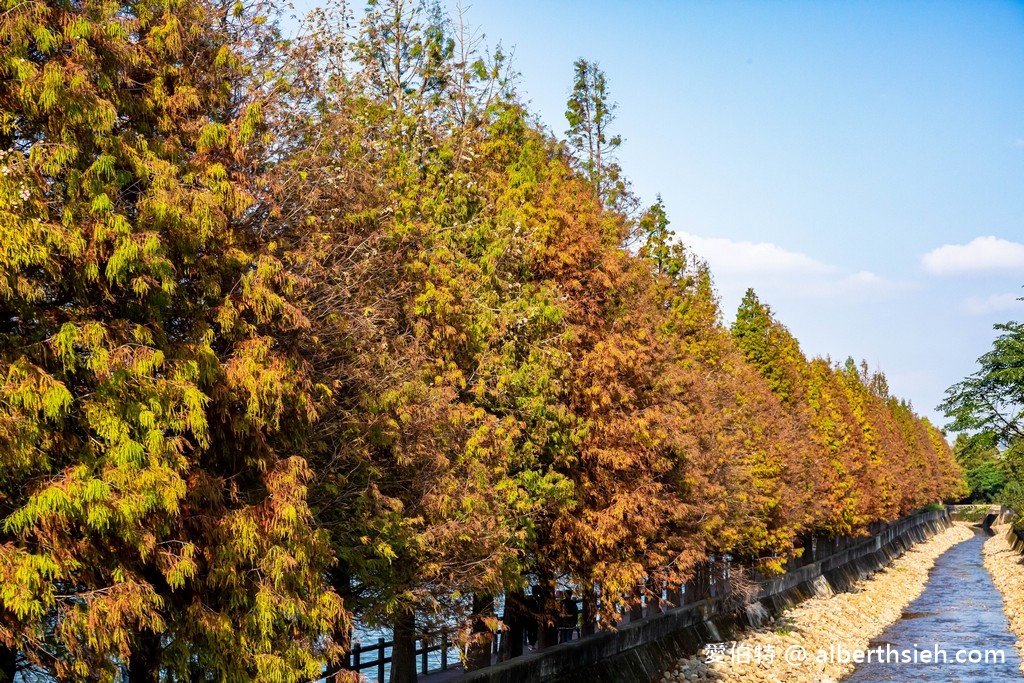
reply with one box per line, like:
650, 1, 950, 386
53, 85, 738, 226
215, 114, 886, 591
659, 522, 976, 683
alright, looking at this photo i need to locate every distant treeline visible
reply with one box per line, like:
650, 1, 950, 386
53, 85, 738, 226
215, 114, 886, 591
0, 0, 965, 681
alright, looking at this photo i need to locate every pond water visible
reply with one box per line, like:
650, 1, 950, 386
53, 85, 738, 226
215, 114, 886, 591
844, 528, 1023, 682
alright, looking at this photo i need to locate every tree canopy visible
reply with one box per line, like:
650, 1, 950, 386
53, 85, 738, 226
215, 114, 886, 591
0, 1, 966, 680
942, 320, 1024, 447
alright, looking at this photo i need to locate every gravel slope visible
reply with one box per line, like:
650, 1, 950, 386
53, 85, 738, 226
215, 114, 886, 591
982, 525, 1024, 676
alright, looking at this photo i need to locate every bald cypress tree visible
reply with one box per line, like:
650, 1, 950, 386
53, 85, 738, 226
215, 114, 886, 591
565, 58, 625, 207
0, 0, 343, 680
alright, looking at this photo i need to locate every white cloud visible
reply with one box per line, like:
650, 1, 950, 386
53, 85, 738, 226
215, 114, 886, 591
838, 270, 889, 289
961, 292, 1024, 316
921, 236, 1024, 275
808, 270, 918, 299
676, 232, 917, 307
677, 232, 835, 276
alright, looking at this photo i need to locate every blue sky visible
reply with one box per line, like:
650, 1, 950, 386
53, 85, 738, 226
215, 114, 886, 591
292, 0, 1024, 428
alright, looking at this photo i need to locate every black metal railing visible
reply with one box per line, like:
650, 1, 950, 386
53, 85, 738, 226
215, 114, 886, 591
344, 631, 460, 681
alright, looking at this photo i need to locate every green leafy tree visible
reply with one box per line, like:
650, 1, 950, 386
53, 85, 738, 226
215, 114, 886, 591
941, 319, 1024, 446
953, 433, 1004, 501
943, 314, 1024, 517
1003, 480, 1024, 521
966, 461, 1006, 502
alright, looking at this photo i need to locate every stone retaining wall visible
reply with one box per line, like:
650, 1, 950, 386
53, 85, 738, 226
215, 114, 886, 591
1007, 524, 1024, 554
458, 509, 951, 683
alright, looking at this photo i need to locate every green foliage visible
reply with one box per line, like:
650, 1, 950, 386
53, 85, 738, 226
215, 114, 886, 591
732, 289, 805, 404
943, 311, 1024, 517
1001, 480, 1024, 531
953, 434, 1006, 501
941, 318, 1024, 447
965, 461, 1005, 501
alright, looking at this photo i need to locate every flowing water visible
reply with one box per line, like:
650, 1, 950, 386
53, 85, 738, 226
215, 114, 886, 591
844, 528, 1023, 682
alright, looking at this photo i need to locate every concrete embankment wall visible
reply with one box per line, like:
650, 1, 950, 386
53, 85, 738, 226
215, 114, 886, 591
459, 509, 951, 683
1006, 521, 1024, 554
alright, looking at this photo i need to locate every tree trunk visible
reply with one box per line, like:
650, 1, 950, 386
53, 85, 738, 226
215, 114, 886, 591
128, 631, 161, 683
804, 534, 816, 565
323, 627, 353, 682
466, 593, 494, 671
629, 586, 643, 622
534, 574, 557, 649
390, 610, 417, 683
581, 584, 597, 636
647, 578, 663, 616
0, 646, 17, 683
324, 568, 353, 682
500, 590, 525, 660
666, 582, 682, 610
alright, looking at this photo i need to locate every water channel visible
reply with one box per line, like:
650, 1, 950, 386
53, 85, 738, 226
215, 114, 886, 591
844, 528, 1022, 682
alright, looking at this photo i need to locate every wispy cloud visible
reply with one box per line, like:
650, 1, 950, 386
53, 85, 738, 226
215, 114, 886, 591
805, 270, 919, 300
677, 232, 835, 276
834, 270, 915, 294
961, 292, 1024, 316
922, 236, 1024, 275
676, 233, 915, 304
838, 270, 890, 289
